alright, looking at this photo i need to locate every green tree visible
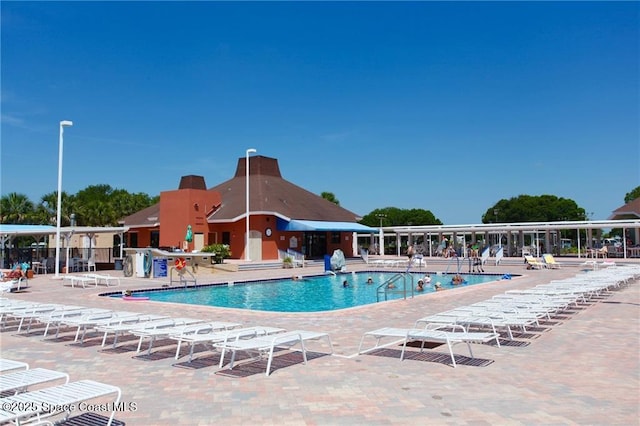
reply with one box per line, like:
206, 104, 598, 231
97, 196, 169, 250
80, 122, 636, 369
36, 192, 58, 225
482, 195, 586, 223
321, 192, 340, 205
0, 193, 36, 224
34, 191, 76, 226
359, 207, 442, 227
1, 185, 158, 227
72, 184, 157, 226
624, 186, 640, 203
111, 189, 157, 222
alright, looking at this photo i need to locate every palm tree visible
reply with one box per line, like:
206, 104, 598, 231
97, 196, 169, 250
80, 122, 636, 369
38, 192, 58, 225
0, 193, 35, 224
37, 191, 76, 226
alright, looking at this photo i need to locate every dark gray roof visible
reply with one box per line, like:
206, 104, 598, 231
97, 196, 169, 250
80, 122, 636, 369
608, 198, 640, 220
208, 156, 361, 222
120, 156, 362, 227
119, 203, 160, 227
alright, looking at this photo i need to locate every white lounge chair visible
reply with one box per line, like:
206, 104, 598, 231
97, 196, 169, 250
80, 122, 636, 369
0, 276, 29, 293
214, 330, 333, 376
62, 274, 98, 288
132, 320, 241, 355
96, 316, 195, 349
0, 379, 121, 425
11, 304, 81, 333
83, 273, 120, 287
0, 368, 69, 395
173, 326, 286, 361
0, 359, 29, 373
38, 308, 115, 338
59, 310, 140, 343
0, 302, 46, 329
417, 310, 535, 341
359, 325, 499, 368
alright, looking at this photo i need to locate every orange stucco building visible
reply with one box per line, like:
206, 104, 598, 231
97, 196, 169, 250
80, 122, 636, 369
120, 156, 375, 261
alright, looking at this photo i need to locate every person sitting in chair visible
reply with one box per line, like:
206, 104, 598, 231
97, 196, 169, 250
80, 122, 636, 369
2, 265, 25, 282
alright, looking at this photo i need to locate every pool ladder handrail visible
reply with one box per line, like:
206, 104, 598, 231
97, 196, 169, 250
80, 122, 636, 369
170, 267, 197, 287
376, 273, 415, 302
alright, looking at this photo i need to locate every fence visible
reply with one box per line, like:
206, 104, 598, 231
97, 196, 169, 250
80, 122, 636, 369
1, 247, 121, 269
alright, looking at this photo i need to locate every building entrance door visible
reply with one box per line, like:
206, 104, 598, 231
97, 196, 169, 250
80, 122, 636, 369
304, 232, 327, 259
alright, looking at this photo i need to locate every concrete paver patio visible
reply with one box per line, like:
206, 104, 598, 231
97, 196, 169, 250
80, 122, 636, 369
1, 261, 638, 425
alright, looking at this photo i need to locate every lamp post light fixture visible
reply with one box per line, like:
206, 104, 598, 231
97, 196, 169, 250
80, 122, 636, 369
54, 120, 73, 278
245, 148, 257, 261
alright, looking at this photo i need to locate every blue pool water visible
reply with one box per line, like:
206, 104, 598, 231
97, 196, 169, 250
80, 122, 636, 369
110, 272, 504, 313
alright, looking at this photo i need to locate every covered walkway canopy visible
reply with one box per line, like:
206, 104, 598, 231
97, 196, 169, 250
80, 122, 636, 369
0, 224, 130, 240
0, 224, 130, 268
368, 219, 640, 259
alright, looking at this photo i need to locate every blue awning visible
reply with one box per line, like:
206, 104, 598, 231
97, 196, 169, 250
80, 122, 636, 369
277, 219, 377, 233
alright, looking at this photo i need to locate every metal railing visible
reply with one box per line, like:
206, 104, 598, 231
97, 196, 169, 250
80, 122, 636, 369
376, 272, 414, 302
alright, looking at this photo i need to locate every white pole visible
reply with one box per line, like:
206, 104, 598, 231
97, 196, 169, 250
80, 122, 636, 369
54, 120, 73, 278
245, 148, 256, 261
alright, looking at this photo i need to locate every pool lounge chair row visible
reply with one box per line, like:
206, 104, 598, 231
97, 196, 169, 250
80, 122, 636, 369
358, 265, 639, 368
0, 359, 121, 426
1, 299, 334, 377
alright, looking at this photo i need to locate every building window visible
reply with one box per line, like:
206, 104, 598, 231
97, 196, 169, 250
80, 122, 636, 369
331, 232, 340, 244
150, 231, 160, 248
129, 233, 138, 248
222, 232, 231, 245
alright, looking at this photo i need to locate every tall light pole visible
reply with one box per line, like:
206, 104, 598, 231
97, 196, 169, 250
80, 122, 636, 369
245, 148, 257, 261
494, 208, 500, 247
376, 214, 386, 256
54, 120, 73, 278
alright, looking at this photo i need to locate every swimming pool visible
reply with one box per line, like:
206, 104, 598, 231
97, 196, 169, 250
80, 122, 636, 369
109, 272, 505, 313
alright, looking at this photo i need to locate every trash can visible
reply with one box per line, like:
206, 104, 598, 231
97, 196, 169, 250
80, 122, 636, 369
324, 255, 332, 272
114, 258, 123, 270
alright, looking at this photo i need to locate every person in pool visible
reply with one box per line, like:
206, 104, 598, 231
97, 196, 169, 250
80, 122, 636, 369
416, 280, 425, 292
366, 277, 374, 284
434, 282, 444, 292
452, 274, 464, 285
342, 280, 349, 288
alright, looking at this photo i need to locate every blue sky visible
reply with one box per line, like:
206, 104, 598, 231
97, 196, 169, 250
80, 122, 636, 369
1, 1, 638, 225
